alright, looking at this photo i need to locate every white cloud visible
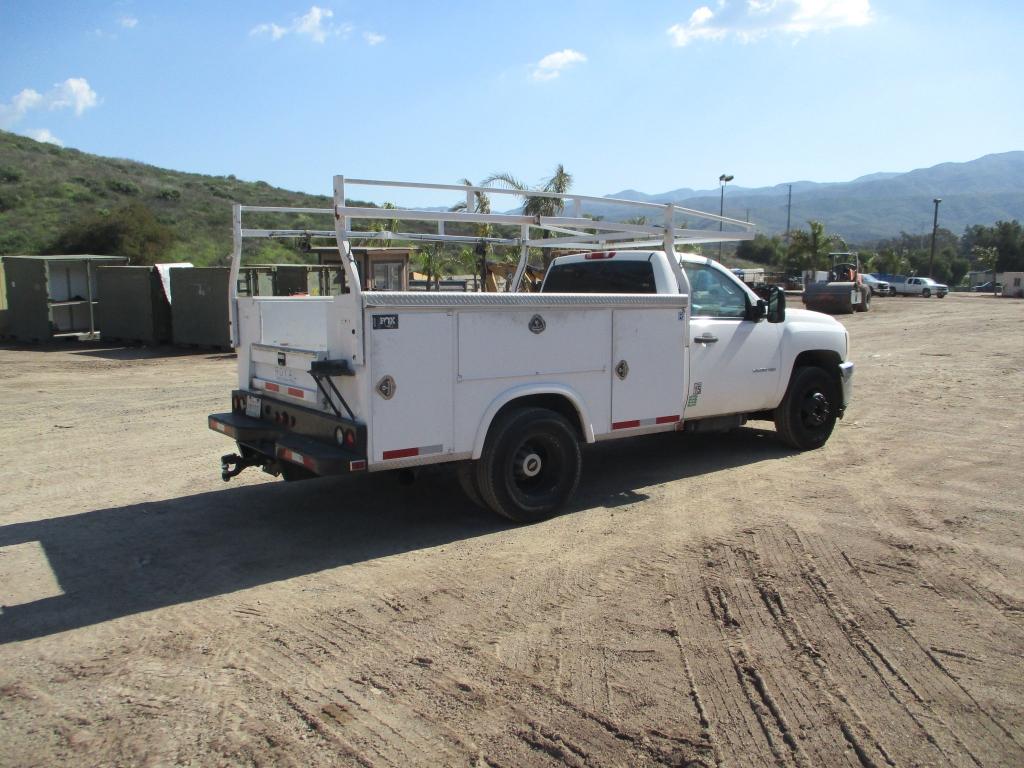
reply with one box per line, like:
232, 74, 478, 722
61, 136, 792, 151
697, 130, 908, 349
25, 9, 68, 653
251, 22, 287, 40
0, 78, 99, 129
532, 49, 587, 81
363, 31, 385, 46
118, 16, 138, 29
667, 0, 873, 46
25, 128, 64, 147
251, 5, 347, 44
294, 6, 333, 42
48, 78, 99, 116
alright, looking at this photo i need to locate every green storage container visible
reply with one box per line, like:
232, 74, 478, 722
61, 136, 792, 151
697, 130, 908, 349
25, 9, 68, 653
170, 267, 231, 349
96, 266, 173, 344
2, 254, 128, 342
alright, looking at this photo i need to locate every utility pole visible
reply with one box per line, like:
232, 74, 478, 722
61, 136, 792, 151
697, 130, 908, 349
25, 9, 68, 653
928, 198, 942, 279
785, 184, 792, 265
718, 174, 733, 260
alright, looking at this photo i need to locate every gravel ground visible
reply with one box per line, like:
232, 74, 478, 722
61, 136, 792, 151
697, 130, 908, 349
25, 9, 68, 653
1, 293, 1022, 767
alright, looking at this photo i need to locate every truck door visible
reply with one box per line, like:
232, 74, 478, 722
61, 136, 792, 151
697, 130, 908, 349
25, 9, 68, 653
611, 308, 686, 429
683, 264, 782, 418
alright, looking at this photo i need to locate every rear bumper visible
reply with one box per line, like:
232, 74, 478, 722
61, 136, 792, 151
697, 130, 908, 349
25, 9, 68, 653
209, 392, 367, 476
838, 361, 854, 410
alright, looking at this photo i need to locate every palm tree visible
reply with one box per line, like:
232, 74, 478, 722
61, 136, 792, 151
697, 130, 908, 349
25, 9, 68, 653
450, 178, 493, 290
481, 164, 573, 267
416, 242, 457, 290
783, 220, 846, 272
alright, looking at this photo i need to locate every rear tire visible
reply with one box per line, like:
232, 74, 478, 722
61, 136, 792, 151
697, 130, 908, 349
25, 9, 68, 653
774, 366, 839, 450
922, 288, 931, 298
475, 407, 582, 523
455, 461, 485, 508
855, 288, 871, 312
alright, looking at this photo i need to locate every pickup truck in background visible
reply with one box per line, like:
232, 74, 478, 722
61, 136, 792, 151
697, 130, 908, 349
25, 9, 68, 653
209, 176, 854, 523
890, 276, 948, 298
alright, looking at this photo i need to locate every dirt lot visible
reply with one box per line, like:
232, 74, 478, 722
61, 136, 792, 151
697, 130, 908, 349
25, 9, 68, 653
0, 293, 1022, 767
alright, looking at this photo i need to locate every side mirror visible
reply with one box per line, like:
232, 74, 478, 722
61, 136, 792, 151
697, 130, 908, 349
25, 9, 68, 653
748, 298, 768, 321
767, 285, 786, 323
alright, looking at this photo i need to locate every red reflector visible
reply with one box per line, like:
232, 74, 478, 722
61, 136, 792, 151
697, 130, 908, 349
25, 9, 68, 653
383, 447, 419, 460
612, 420, 641, 430
287, 387, 303, 398
349, 459, 367, 471
585, 251, 615, 260
656, 415, 681, 424
265, 382, 280, 392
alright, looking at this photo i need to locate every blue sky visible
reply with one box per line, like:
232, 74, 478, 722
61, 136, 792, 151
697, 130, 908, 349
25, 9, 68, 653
1, 1, 1021, 206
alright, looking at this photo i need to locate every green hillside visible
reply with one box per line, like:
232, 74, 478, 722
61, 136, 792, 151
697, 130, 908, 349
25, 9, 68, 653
0, 130, 365, 265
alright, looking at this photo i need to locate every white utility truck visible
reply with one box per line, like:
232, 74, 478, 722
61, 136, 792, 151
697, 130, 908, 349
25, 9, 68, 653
209, 176, 854, 522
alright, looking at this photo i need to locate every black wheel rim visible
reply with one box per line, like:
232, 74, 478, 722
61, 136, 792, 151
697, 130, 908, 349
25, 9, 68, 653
506, 434, 564, 505
800, 390, 831, 429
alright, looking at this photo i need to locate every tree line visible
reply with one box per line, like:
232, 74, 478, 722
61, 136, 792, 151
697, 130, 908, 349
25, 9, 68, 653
737, 219, 1023, 284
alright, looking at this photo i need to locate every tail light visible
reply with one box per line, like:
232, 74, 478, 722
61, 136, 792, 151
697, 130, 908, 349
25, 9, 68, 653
344, 429, 355, 447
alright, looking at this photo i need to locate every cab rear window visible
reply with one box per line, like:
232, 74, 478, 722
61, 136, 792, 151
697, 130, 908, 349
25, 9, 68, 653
542, 260, 657, 293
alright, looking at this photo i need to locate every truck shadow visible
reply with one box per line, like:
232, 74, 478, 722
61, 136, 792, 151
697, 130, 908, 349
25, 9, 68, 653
0, 426, 790, 644
0, 341, 224, 360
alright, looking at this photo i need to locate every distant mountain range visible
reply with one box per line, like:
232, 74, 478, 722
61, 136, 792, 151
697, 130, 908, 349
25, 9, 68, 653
1, 128, 1021, 261
591, 151, 1024, 243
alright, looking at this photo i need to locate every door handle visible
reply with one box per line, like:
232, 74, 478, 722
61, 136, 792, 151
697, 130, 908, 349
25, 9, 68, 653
694, 334, 718, 344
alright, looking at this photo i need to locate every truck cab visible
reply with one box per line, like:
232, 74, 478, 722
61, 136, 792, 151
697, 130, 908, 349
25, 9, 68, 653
542, 249, 850, 423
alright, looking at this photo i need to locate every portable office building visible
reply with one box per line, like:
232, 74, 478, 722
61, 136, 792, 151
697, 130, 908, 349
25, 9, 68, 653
311, 246, 410, 291
2, 254, 128, 342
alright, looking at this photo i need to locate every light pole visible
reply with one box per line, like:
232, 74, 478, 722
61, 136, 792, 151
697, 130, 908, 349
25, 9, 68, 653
928, 198, 941, 279
718, 174, 733, 260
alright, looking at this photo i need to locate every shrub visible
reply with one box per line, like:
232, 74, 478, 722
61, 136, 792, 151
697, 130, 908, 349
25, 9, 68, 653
53, 201, 175, 265
106, 178, 141, 195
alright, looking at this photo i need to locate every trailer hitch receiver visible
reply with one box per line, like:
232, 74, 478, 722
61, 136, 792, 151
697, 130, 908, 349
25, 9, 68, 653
221, 453, 258, 482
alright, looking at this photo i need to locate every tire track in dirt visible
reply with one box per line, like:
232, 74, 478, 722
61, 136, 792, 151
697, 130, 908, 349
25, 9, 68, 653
664, 576, 723, 766
839, 548, 1024, 755
740, 530, 897, 768
203, 584, 715, 767
791, 530, 987, 766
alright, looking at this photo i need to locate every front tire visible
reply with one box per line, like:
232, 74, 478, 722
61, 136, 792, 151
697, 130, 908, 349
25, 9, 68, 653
475, 407, 582, 523
922, 288, 931, 298
774, 366, 839, 450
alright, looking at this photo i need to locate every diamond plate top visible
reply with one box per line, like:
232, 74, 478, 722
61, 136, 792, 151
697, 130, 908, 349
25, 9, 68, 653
362, 292, 688, 309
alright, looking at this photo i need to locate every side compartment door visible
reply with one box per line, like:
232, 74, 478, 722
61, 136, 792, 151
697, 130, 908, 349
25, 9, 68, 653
369, 310, 454, 463
611, 308, 686, 430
